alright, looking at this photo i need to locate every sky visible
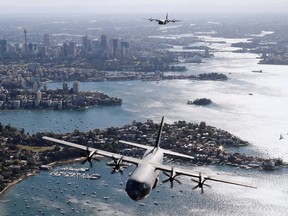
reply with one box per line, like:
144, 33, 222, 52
1, 0, 288, 14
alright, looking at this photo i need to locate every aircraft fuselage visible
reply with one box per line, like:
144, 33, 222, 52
158, 20, 167, 25
125, 148, 163, 201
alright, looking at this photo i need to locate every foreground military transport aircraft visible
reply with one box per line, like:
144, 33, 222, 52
147, 13, 181, 25
43, 116, 255, 201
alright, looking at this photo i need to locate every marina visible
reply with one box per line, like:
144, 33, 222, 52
50, 167, 101, 180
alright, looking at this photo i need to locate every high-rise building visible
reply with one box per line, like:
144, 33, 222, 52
44, 34, 49, 47
35, 91, 42, 106
63, 82, 69, 91
0, 39, 7, 56
73, 80, 80, 94
24, 29, 27, 54
61, 43, 68, 57
68, 42, 76, 58
112, 38, 118, 58
38, 46, 47, 58
28, 43, 37, 54
82, 35, 89, 52
121, 42, 129, 58
100, 35, 107, 51
91, 39, 99, 54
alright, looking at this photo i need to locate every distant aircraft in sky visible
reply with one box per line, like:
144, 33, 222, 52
43, 116, 256, 201
147, 13, 181, 25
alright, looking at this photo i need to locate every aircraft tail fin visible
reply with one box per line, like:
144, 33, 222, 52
166, 13, 168, 20
154, 116, 164, 150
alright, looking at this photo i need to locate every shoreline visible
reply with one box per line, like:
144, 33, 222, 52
0, 169, 38, 199
0, 156, 103, 199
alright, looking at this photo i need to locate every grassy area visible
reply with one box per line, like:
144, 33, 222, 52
17, 145, 56, 153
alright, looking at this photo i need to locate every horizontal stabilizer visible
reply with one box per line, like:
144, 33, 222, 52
119, 140, 152, 150
162, 149, 194, 160
119, 140, 194, 160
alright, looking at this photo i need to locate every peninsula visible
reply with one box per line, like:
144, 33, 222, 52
0, 81, 122, 110
0, 119, 284, 195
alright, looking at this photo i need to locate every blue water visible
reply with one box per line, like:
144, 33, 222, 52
1, 161, 288, 216
1, 37, 288, 215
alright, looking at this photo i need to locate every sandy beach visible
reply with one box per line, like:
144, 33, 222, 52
0, 170, 38, 199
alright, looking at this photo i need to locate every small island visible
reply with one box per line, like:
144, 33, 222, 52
187, 98, 213, 106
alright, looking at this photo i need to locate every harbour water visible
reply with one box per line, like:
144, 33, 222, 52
1, 37, 288, 215
1, 161, 288, 216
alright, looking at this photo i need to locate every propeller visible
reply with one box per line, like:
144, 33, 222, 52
107, 156, 128, 175
162, 167, 182, 189
191, 173, 211, 194
80, 146, 98, 168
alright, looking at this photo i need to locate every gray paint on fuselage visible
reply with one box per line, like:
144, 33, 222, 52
125, 148, 163, 201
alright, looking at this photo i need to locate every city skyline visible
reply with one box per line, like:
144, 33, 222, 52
1, 0, 288, 14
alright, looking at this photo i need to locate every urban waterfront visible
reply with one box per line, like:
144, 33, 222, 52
1, 37, 288, 215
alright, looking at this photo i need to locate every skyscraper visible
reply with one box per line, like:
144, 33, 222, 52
0, 39, 7, 56
100, 35, 107, 51
38, 46, 47, 58
73, 80, 80, 94
63, 82, 69, 91
91, 39, 99, 54
121, 42, 129, 58
112, 38, 118, 58
24, 29, 27, 54
44, 34, 50, 47
61, 43, 68, 57
68, 42, 76, 58
82, 35, 89, 52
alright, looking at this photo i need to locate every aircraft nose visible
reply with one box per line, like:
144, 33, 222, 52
125, 179, 150, 201
127, 189, 142, 201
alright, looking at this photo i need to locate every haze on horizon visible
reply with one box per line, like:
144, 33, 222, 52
1, 0, 288, 15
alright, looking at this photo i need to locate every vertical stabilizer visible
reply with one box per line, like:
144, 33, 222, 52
155, 116, 164, 150
166, 13, 168, 21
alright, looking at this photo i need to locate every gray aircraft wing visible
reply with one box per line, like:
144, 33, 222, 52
119, 140, 194, 160
152, 162, 256, 188
43, 136, 142, 165
43, 136, 255, 188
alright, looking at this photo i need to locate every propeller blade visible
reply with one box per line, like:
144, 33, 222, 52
162, 168, 181, 188
191, 173, 211, 194
80, 147, 97, 167
191, 179, 198, 184
81, 158, 88, 165
193, 185, 199, 190
108, 156, 127, 174
175, 178, 182, 185
162, 179, 170, 184
163, 172, 170, 177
